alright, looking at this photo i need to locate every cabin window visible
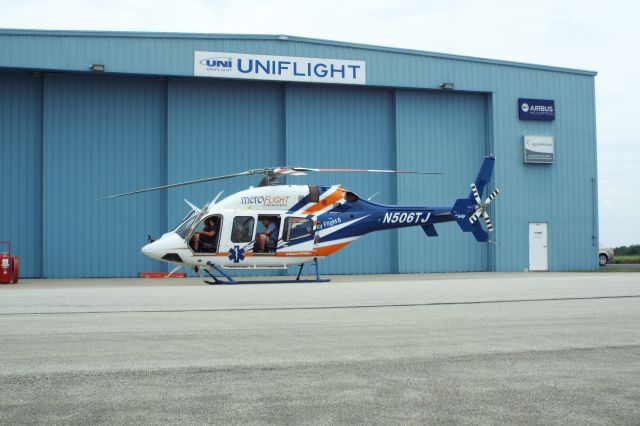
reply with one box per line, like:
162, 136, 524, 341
283, 217, 313, 242
231, 216, 255, 243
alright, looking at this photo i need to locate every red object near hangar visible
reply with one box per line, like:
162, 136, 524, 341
0, 241, 19, 284
139, 272, 186, 279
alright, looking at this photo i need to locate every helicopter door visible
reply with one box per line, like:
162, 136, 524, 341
254, 215, 281, 254
188, 215, 222, 254
281, 216, 315, 254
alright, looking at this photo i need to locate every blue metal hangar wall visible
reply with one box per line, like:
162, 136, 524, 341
0, 29, 598, 278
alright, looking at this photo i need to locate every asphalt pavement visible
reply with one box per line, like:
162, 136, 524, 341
1, 272, 639, 425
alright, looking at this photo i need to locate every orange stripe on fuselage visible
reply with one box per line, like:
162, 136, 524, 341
302, 187, 344, 215
312, 241, 351, 256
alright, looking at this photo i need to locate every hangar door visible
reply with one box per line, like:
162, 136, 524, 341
0, 74, 42, 277
285, 84, 395, 274
395, 91, 489, 272
43, 75, 167, 278
166, 79, 284, 227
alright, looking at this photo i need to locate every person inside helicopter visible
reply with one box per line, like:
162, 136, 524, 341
191, 216, 219, 253
254, 216, 279, 253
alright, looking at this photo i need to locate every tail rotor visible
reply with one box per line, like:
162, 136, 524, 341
451, 156, 500, 242
468, 183, 500, 232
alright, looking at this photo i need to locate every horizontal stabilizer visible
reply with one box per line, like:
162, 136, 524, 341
421, 224, 438, 237
452, 198, 477, 232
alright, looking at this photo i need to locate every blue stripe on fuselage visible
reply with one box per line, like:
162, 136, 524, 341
315, 199, 452, 243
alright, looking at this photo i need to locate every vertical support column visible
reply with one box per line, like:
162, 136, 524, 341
390, 90, 400, 273
161, 77, 169, 273
280, 83, 287, 171
38, 73, 45, 278
486, 93, 497, 272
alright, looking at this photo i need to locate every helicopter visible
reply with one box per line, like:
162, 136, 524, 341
102, 155, 499, 284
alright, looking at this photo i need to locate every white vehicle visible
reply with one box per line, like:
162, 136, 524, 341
599, 246, 614, 266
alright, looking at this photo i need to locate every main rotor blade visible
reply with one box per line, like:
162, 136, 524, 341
99, 170, 255, 200
288, 167, 442, 175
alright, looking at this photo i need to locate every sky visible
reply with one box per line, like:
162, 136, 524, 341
1, 0, 638, 246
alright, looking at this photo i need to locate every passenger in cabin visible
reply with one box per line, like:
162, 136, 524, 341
191, 217, 219, 253
255, 217, 279, 253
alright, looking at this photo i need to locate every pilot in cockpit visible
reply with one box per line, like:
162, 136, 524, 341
191, 217, 219, 252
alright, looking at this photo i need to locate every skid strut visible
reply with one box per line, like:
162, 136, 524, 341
204, 258, 330, 285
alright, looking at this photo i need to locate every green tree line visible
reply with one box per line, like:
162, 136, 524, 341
614, 244, 640, 256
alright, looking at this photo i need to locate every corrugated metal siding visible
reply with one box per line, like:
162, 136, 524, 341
0, 31, 594, 92
42, 75, 167, 277
284, 84, 395, 274
395, 90, 488, 272
491, 69, 598, 271
0, 31, 599, 276
0, 73, 42, 277
167, 78, 284, 224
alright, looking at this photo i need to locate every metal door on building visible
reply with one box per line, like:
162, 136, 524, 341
395, 91, 488, 273
43, 75, 167, 278
529, 222, 548, 271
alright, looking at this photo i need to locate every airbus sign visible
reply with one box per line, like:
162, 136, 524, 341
194, 51, 366, 85
518, 98, 555, 121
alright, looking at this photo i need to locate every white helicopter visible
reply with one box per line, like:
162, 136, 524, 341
102, 156, 499, 284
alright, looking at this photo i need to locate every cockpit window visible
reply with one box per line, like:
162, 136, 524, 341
174, 210, 196, 229
283, 217, 313, 241
231, 216, 255, 243
175, 211, 198, 239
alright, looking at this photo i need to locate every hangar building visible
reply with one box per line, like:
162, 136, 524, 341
0, 29, 598, 278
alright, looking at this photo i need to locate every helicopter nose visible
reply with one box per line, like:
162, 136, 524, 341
141, 240, 163, 260
141, 233, 184, 261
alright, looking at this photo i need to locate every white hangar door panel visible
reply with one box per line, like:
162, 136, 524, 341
395, 91, 489, 273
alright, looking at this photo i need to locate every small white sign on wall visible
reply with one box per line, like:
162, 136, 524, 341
523, 135, 554, 164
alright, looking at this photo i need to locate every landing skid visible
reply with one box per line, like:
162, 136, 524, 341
203, 259, 330, 285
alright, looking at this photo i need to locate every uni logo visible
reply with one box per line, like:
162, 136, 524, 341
200, 57, 233, 68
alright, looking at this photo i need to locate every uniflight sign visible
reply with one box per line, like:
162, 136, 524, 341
194, 51, 366, 85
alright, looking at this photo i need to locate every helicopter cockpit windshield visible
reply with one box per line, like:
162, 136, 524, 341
174, 210, 198, 239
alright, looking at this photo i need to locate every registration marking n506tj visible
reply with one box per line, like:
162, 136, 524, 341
383, 212, 431, 224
